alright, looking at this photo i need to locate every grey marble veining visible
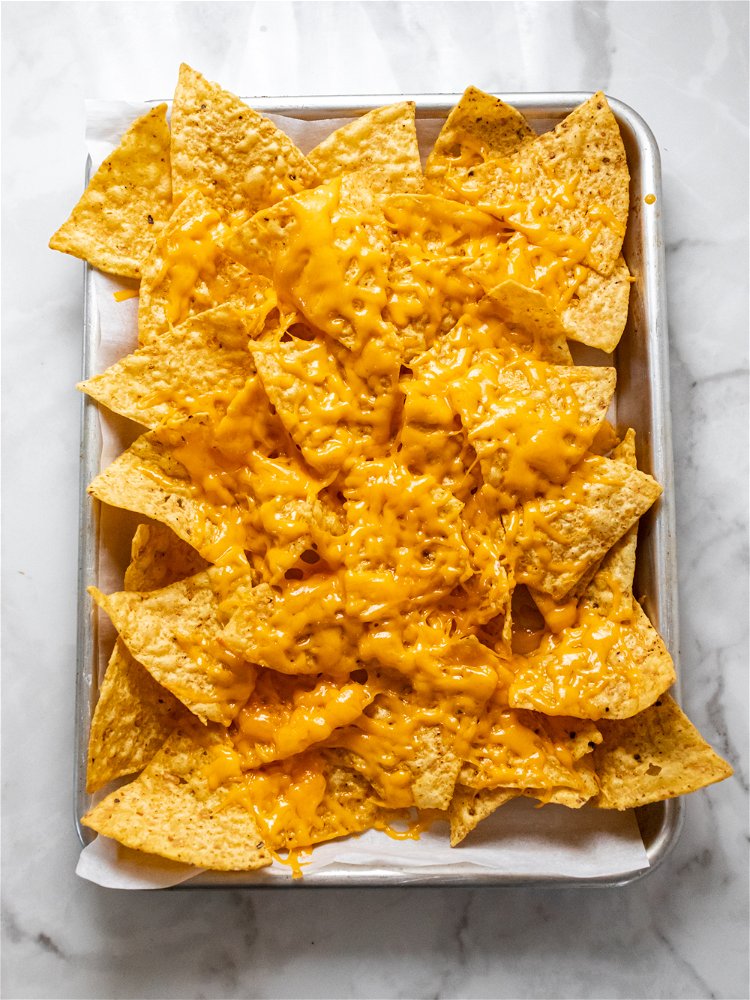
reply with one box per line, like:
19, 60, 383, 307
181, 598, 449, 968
2, 2, 748, 998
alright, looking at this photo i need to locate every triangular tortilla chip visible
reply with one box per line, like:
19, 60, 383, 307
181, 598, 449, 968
50, 104, 171, 278
137, 189, 263, 344
509, 600, 676, 720
252, 318, 399, 475
452, 358, 616, 506
593, 694, 733, 809
342, 458, 472, 620
170, 63, 318, 216
399, 372, 480, 501
559, 255, 631, 352
437, 485, 512, 631
506, 454, 662, 600
480, 281, 573, 362
579, 428, 639, 609
223, 175, 396, 352
86, 639, 190, 793
448, 784, 519, 846
79, 300, 270, 429
459, 93, 629, 276
82, 728, 272, 870
87, 523, 207, 791
308, 102, 422, 193
232, 671, 376, 769
237, 750, 380, 851
88, 418, 252, 569
124, 522, 208, 592
222, 573, 361, 676
90, 568, 257, 726
425, 86, 535, 193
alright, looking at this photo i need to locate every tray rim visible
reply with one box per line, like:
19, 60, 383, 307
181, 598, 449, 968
74, 91, 683, 888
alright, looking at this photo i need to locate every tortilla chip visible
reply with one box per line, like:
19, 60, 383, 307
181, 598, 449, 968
79, 301, 267, 428
579, 429, 639, 609
124, 522, 208, 592
238, 750, 380, 851
87, 522, 207, 791
509, 600, 676, 720
222, 175, 396, 352
342, 458, 472, 620
452, 359, 616, 506
481, 281, 573, 362
329, 705, 460, 812
399, 373, 480, 501
86, 639, 190, 792
593, 694, 733, 809
308, 102, 422, 193
449, 785, 519, 845
82, 728, 272, 870
88, 420, 251, 568
438, 485, 512, 630
232, 671, 376, 769
523, 769, 600, 808
50, 104, 171, 278
222, 574, 362, 676
425, 86, 535, 193
560, 255, 631, 352
507, 454, 662, 600
90, 568, 257, 726
460, 93, 629, 276
170, 63, 318, 216
137, 189, 264, 344
252, 319, 399, 475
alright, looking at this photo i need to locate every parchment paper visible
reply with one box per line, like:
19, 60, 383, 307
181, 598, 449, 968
77, 98, 649, 888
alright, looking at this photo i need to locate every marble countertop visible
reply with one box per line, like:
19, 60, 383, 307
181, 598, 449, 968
2, 2, 748, 997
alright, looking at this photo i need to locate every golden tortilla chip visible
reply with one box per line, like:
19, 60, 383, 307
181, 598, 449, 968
90, 568, 257, 726
438, 484, 512, 631
342, 458, 472, 620
124, 522, 208, 592
88, 419, 251, 568
506, 454, 662, 600
86, 639, 190, 793
425, 86, 534, 193
232, 671, 376, 769
308, 102, 422, 193
387, 253, 484, 360
170, 63, 318, 216
410, 726, 463, 810
593, 694, 733, 809
222, 573, 361, 676
79, 300, 268, 428
509, 600, 676, 720
50, 104, 171, 278
252, 319, 399, 475
222, 175, 396, 353
459, 93, 629, 276
137, 189, 264, 344
82, 728, 272, 870
399, 373, 480, 501
480, 281, 573, 362
559, 255, 631, 352
448, 785, 519, 846
578, 428, 639, 609
87, 522, 207, 791
236, 750, 380, 851
452, 358, 616, 506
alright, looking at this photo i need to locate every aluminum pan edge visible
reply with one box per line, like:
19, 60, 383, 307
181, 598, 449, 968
74, 93, 682, 887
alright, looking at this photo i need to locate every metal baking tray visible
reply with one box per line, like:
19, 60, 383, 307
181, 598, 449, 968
75, 93, 681, 887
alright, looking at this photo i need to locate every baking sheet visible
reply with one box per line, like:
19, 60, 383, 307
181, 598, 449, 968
75, 93, 680, 888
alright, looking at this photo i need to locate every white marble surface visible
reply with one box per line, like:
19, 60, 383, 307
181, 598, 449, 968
2, 2, 748, 997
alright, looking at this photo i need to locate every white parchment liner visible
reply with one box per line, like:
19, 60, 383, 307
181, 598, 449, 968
77, 98, 649, 888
